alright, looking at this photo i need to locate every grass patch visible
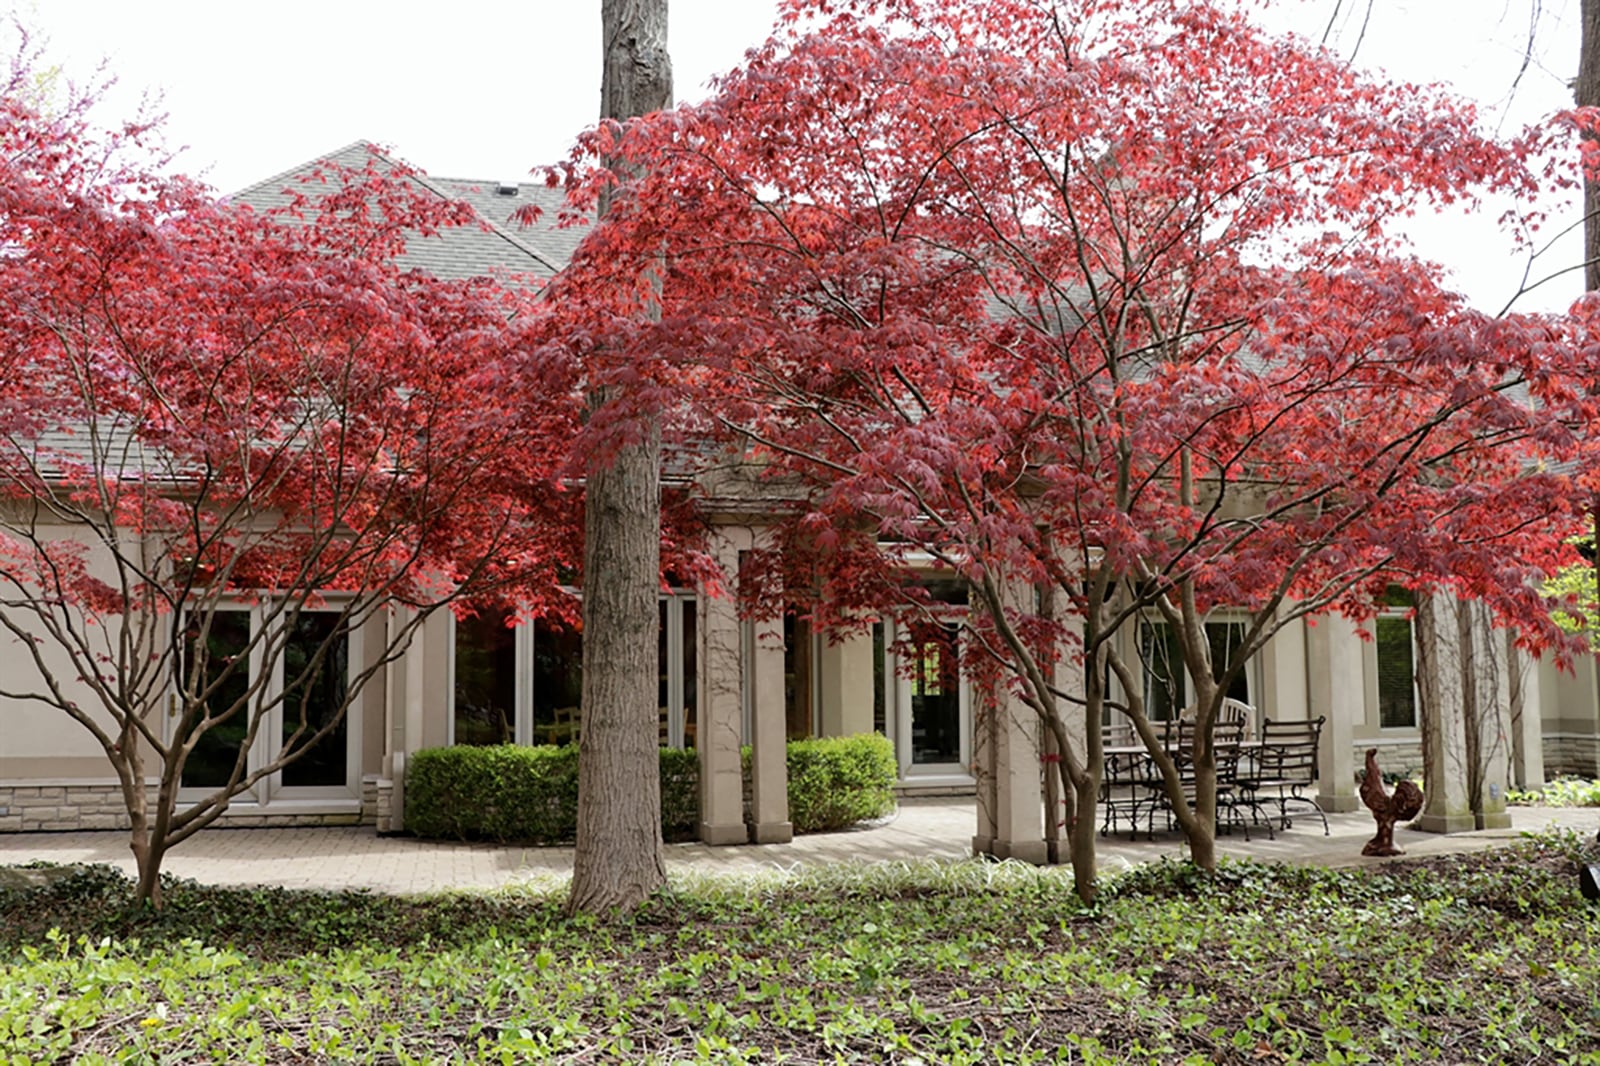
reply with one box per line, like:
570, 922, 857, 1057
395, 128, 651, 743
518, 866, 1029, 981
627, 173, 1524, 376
4, 833, 1600, 1063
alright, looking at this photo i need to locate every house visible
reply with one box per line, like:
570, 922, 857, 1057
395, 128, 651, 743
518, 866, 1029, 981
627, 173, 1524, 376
1, 143, 1593, 852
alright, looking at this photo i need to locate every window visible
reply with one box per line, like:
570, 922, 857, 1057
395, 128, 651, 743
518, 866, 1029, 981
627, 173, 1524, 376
1140, 621, 1185, 720
280, 612, 351, 788
452, 608, 517, 746
1375, 615, 1417, 728
449, 593, 699, 749
179, 609, 254, 790
176, 604, 359, 799
784, 612, 816, 740
1139, 618, 1254, 718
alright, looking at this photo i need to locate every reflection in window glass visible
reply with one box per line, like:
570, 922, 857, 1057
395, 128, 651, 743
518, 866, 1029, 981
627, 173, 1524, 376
1140, 622, 1184, 720
682, 602, 697, 749
532, 620, 583, 745
1376, 616, 1417, 728
910, 623, 960, 764
281, 612, 349, 788
181, 610, 253, 789
1205, 622, 1251, 704
784, 612, 814, 740
453, 608, 516, 746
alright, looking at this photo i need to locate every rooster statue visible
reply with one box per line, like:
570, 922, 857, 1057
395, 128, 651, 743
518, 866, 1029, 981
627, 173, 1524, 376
1360, 748, 1424, 857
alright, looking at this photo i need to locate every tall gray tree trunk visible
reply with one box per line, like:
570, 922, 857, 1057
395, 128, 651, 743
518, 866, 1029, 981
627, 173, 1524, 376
1582, 0, 1599, 292
567, 0, 673, 915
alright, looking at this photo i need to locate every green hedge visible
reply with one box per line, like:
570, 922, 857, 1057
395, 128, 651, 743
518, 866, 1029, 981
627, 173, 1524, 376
753, 734, 898, 833
407, 733, 895, 844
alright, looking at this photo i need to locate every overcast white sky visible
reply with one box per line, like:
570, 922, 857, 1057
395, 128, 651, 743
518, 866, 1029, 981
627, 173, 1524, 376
9, 0, 1588, 314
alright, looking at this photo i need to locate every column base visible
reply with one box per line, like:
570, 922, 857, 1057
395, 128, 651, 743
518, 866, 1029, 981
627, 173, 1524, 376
1475, 811, 1511, 831
751, 821, 793, 844
1315, 793, 1361, 813
1415, 812, 1477, 835
698, 821, 748, 846
973, 837, 1050, 864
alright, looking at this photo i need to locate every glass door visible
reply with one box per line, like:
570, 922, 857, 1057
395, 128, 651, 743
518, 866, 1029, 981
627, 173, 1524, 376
178, 609, 256, 792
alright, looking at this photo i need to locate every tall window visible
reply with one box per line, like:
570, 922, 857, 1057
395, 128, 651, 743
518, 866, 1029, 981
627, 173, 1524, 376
180, 610, 253, 790
1376, 616, 1417, 728
280, 612, 350, 788
452, 594, 698, 748
1140, 618, 1252, 717
178, 606, 357, 796
1140, 621, 1185, 720
452, 608, 517, 746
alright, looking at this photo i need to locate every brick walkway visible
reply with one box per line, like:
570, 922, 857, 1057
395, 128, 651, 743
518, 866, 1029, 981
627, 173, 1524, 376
2, 800, 1594, 895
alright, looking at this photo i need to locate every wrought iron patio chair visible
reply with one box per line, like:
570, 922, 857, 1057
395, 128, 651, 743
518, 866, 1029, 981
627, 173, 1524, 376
1140, 719, 1255, 839
1100, 744, 1152, 841
1235, 716, 1329, 835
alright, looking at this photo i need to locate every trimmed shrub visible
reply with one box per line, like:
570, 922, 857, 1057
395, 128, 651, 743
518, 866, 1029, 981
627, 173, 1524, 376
406, 744, 701, 844
406, 744, 580, 844
780, 733, 898, 833
658, 747, 701, 841
407, 732, 895, 844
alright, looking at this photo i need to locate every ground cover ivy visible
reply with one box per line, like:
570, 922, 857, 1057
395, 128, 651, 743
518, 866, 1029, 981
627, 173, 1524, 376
4, 833, 1600, 1062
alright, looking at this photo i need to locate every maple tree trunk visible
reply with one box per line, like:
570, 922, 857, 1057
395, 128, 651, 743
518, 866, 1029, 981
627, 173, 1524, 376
567, 0, 673, 915
1068, 774, 1099, 905
117, 742, 166, 909
1582, 0, 1599, 292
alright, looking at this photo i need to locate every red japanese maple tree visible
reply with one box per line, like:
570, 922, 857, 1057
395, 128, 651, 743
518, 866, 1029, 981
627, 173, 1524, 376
0, 47, 581, 904
551, 0, 1600, 898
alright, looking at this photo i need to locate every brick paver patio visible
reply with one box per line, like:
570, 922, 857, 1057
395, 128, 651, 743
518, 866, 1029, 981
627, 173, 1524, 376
2, 799, 1594, 895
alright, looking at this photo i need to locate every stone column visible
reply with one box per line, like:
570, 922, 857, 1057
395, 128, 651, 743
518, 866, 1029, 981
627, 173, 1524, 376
698, 527, 749, 845
1305, 614, 1360, 812
747, 533, 792, 843
1508, 637, 1546, 791
1259, 608, 1310, 724
818, 629, 876, 737
1414, 593, 1476, 833
971, 685, 1000, 855
972, 573, 1047, 863
1462, 602, 1512, 830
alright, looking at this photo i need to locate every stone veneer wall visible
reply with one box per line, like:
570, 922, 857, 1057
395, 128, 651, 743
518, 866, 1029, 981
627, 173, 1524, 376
1543, 734, 1600, 779
0, 780, 379, 832
1360, 741, 1424, 780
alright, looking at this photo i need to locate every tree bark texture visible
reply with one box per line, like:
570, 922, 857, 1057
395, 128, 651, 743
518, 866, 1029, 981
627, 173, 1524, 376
1582, 0, 1600, 292
567, 0, 674, 915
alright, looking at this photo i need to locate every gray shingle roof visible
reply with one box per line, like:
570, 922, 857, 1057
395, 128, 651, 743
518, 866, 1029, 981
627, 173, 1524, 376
226, 140, 583, 283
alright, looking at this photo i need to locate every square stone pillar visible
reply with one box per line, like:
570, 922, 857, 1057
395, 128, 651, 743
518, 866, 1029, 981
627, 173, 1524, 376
1049, 588, 1086, 844
972, 687, 1000, 854
971, 573, 1047, 863
1508, 637, 1545, 791
1305, 614, 1359, 812
1414, 593, 1476, 833
1259, 608, 1310, 723
698, 527, 749, 845
1463, 602, 1512, 830
818, 628, 876, 737
747, 540, 792, 843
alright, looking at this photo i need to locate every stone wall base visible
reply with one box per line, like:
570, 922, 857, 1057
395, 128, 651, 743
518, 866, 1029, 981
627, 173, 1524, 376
0, 783, 376, 832
1543, 734, 1600, 778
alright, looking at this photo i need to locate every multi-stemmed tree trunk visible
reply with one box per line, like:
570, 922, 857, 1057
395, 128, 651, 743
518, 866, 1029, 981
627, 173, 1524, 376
567, 0, 674, 915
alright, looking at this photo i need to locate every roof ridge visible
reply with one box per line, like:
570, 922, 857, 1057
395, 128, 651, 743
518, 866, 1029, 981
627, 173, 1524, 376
223, 139, 391, 203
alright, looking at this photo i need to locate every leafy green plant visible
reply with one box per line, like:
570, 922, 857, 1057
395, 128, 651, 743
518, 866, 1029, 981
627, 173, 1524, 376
1507, 776, 1600, 808
6, 836, 1600, 1063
